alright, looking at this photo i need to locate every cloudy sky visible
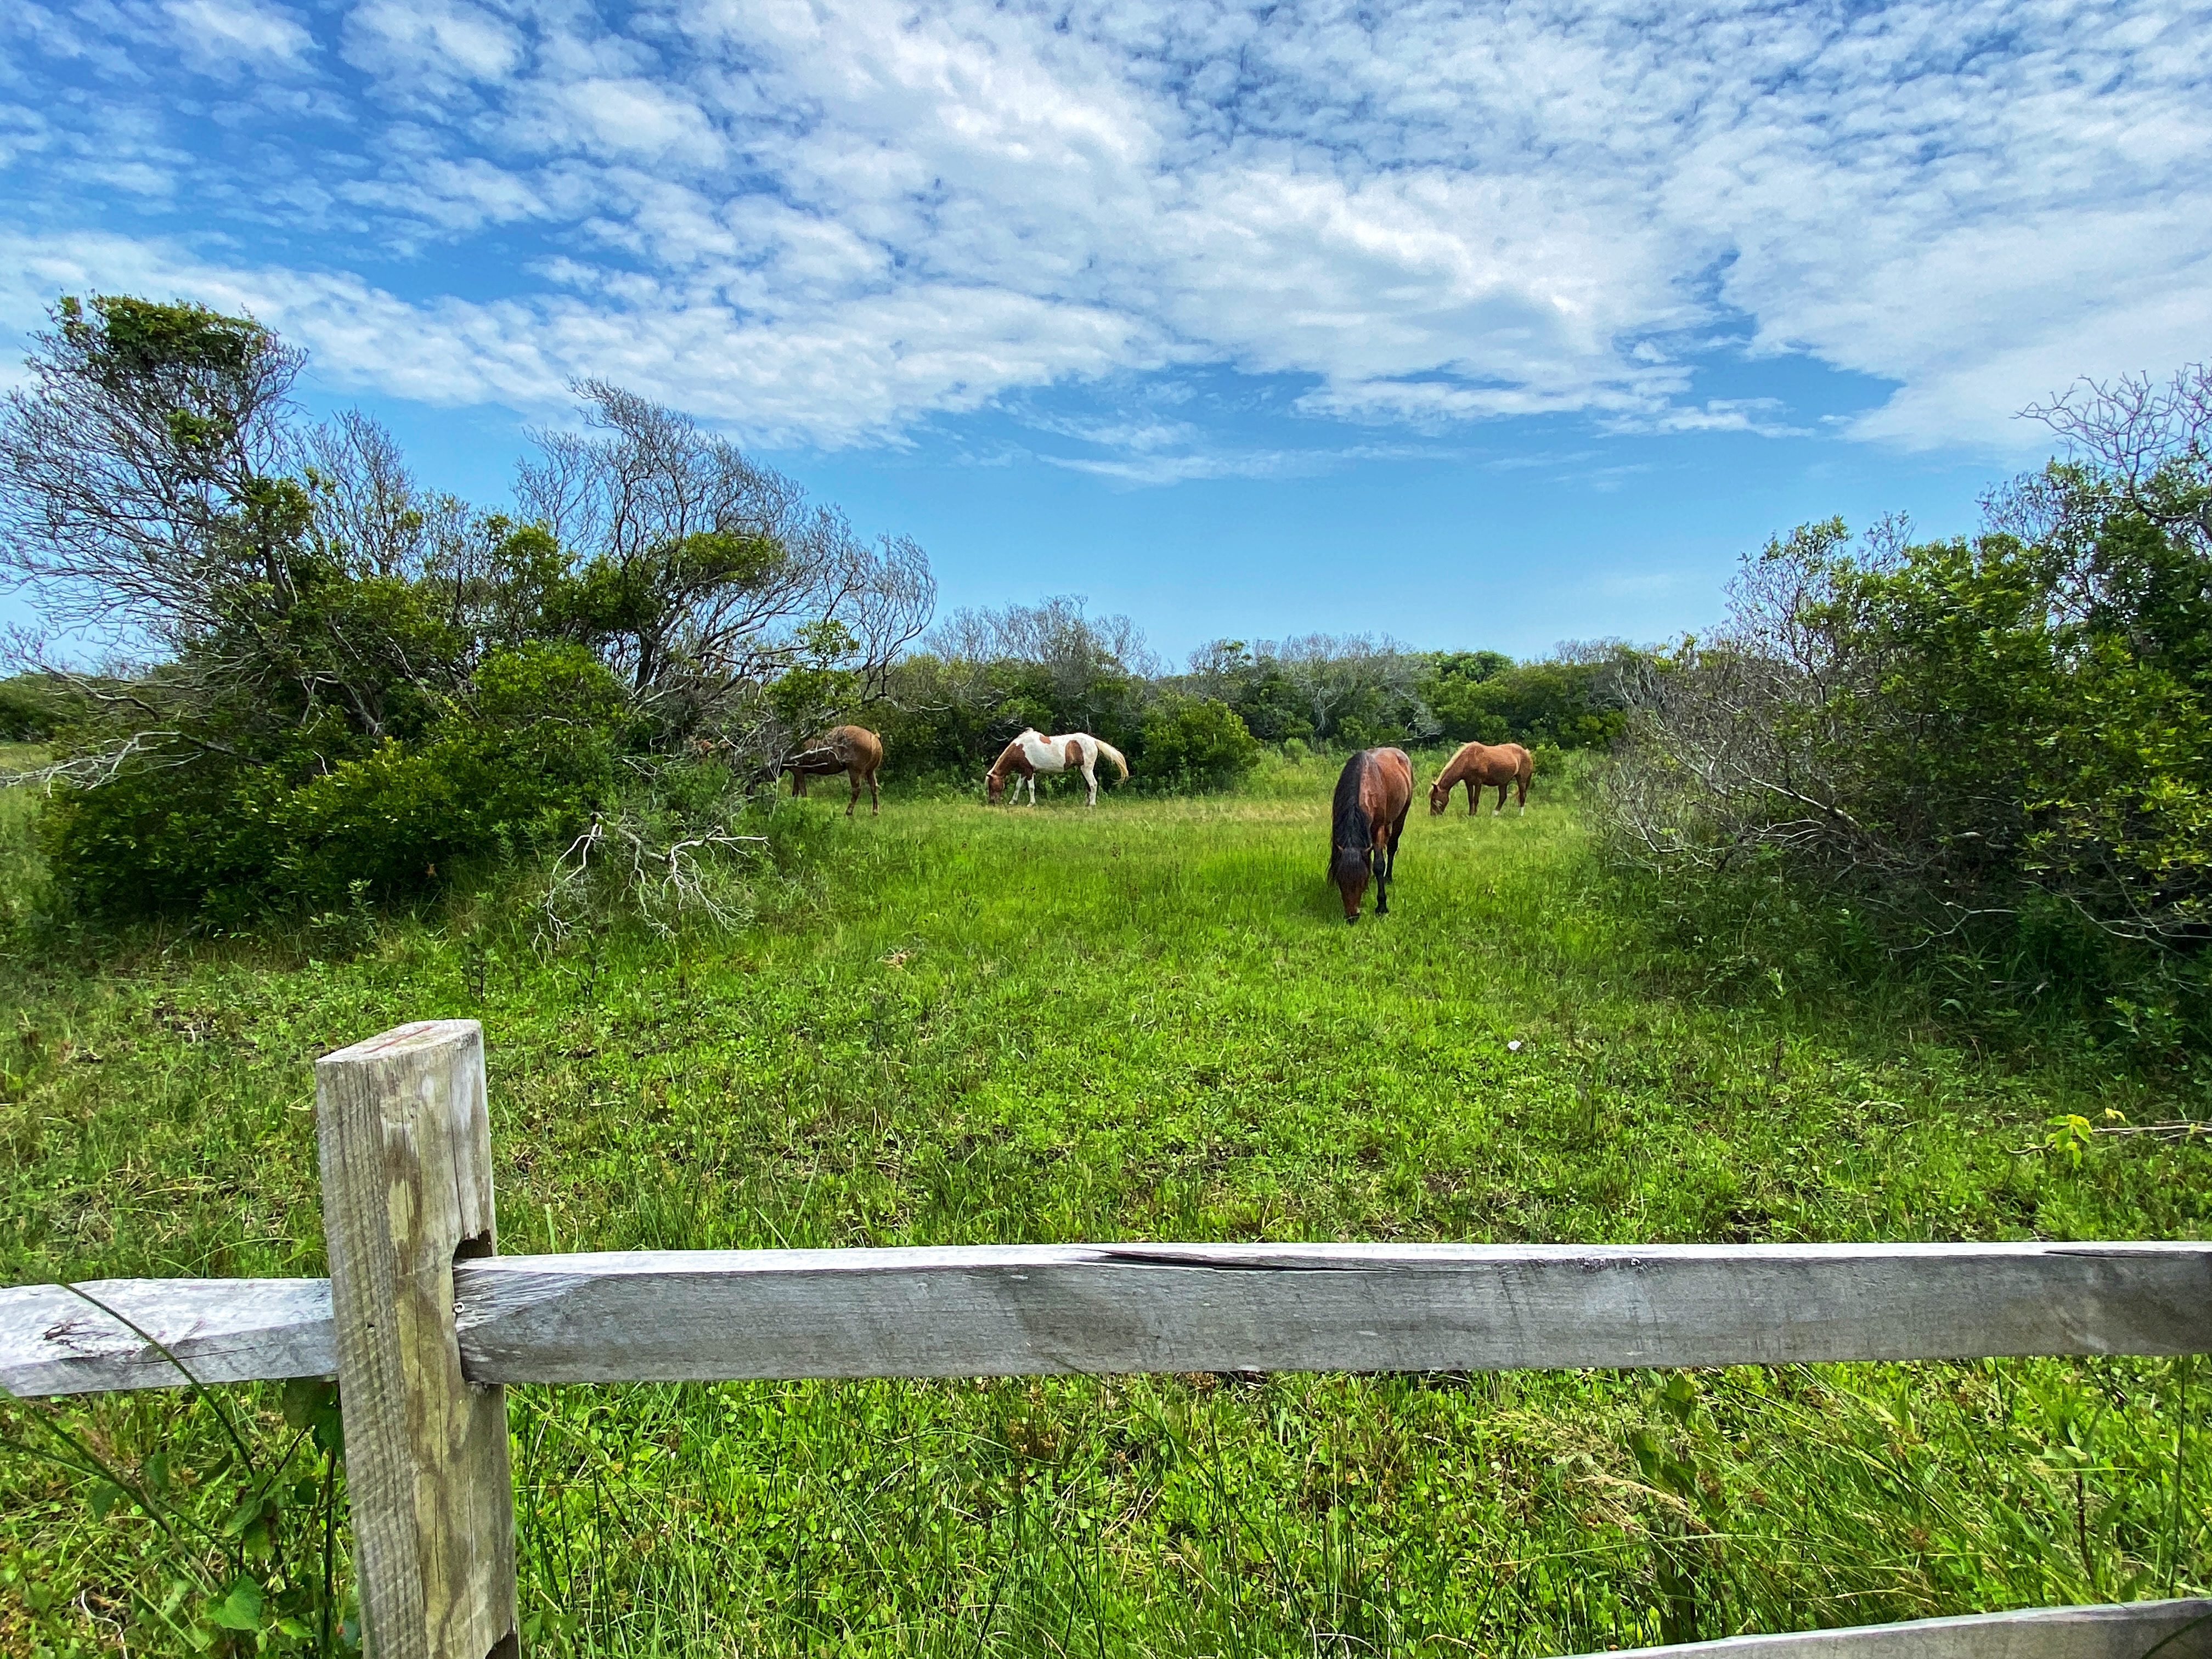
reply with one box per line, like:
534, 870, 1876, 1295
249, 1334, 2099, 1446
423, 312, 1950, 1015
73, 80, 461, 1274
4, 0, 2209, 657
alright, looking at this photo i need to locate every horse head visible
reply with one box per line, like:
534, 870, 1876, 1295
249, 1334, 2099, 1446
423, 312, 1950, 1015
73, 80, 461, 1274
1332, 842, 1372, 922
985, 736, 1023, 804
1429, 775, 1451, 815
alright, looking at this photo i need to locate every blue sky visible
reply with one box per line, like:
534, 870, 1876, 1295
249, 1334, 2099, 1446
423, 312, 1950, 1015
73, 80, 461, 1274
4, 0, 2209, 662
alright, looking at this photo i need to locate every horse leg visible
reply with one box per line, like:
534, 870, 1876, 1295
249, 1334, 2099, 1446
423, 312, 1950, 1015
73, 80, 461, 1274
868, 769, 880, 816
1373, 843, 1389, 915
1517, 774, 1528, 815
792, 770, 807, 798
846, 766, 860, 817
1464, 778, 1477, 816
1493, 781, 1506, 816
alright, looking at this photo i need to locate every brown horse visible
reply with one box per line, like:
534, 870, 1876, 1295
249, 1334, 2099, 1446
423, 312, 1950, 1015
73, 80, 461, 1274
1329, 747, 1413, 923
1429, 740, 1532, 817
787, 725, 884, 816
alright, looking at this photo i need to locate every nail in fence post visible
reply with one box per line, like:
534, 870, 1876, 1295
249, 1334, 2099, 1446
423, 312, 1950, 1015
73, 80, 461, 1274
317, 1020, 519, 1659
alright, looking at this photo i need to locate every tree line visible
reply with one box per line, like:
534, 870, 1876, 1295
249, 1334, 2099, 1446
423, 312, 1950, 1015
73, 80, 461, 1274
871, 602, 1640, 792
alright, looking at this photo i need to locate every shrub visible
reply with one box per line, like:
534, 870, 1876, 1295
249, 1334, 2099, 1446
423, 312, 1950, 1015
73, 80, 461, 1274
1136, 696, 1261, 790
1601, 488, 2212, 1063
42, 645, 625, 921
1606, 517, 2212, 947
2, 297, 938, 930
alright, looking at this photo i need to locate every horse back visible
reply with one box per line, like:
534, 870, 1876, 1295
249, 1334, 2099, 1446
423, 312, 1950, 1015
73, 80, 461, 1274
1452, 740, 1531, 784
829, 724, 884, 770
1365, 747, 1413, 825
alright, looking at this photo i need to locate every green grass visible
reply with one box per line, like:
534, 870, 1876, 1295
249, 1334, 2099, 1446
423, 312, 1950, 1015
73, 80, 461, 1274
4, 752, 2211, 1657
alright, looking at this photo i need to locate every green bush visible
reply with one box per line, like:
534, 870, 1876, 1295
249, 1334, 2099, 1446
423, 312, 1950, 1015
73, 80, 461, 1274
43, 644, 624, 921
1136, 696, 1261, 790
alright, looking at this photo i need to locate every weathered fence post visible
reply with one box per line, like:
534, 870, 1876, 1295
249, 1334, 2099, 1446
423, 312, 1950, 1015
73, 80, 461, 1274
317, 1020, 518, 1659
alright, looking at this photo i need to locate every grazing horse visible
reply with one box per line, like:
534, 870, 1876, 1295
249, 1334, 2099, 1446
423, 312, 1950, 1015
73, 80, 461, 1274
1429, 740, 1533, 817
1330, 747, 1413, 923
986, 729, 1130, 806
786, 725, 885, 816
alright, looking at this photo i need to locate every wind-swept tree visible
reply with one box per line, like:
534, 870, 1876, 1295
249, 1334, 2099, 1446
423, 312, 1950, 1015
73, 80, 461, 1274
516, 380, 933, 766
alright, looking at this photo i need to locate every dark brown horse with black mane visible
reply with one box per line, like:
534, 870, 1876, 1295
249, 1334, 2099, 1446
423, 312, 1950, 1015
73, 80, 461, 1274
1329, 747, 1413, 923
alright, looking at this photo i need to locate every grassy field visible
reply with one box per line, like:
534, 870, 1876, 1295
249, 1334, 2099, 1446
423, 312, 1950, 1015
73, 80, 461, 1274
3, 752, 2210, 1657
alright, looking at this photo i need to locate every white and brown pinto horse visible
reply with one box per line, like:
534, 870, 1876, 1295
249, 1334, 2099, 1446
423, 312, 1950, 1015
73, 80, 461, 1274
1429, 740, 1533, 817
985, 729, 1130, 806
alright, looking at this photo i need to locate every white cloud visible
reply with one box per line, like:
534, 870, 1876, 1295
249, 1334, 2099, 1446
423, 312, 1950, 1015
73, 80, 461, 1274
0, 229, 1151, 445
163, 0, 313, 66
3, 0, 2209, 460
527, 78, 727, 166
341, 0, 520, 84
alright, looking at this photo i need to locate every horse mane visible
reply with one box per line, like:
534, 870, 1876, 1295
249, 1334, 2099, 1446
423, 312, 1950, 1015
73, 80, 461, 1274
1330, 749, 1374, 888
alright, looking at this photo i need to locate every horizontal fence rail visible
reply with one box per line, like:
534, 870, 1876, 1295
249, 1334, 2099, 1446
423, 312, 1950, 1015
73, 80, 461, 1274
6, 1020, 2209, 1659
1560, 1600, 2212, 1659
0, 1277, 333, 1397
8, 1240, 2211, 1397
451, 1239, 2212, 1383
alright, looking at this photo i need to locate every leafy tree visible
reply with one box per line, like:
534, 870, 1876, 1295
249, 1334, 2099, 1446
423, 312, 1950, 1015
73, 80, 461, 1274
1185, 635, 1433, 748
0, 674, 80, 741
1183, 640, 1313, 743
878, 598, 1154, 781
516, 381, 932, 760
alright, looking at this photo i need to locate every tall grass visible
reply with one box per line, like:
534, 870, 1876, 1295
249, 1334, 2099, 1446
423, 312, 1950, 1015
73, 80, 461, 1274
3, 749, 2209, 1655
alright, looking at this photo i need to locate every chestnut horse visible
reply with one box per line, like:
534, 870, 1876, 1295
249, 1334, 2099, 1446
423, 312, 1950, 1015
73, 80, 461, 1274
986, 729, 1129, 806
787, 725, 884, 816
1429, 740, 1532, 816
1329, 747, 1413, 923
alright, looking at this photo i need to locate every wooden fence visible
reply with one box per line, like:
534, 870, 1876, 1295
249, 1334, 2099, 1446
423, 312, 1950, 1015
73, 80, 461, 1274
3, 1019, 2209, 1659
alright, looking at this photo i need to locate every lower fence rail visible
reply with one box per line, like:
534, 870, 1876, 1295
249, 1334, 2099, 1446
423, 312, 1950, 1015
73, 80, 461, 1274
1567, 1601, 2212, 1659
1, 1019, 2204, 1659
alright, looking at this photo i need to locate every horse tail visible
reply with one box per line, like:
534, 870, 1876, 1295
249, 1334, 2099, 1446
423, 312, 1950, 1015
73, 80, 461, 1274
1094, 739, 1130, 780
1330, 750, 1374, 887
